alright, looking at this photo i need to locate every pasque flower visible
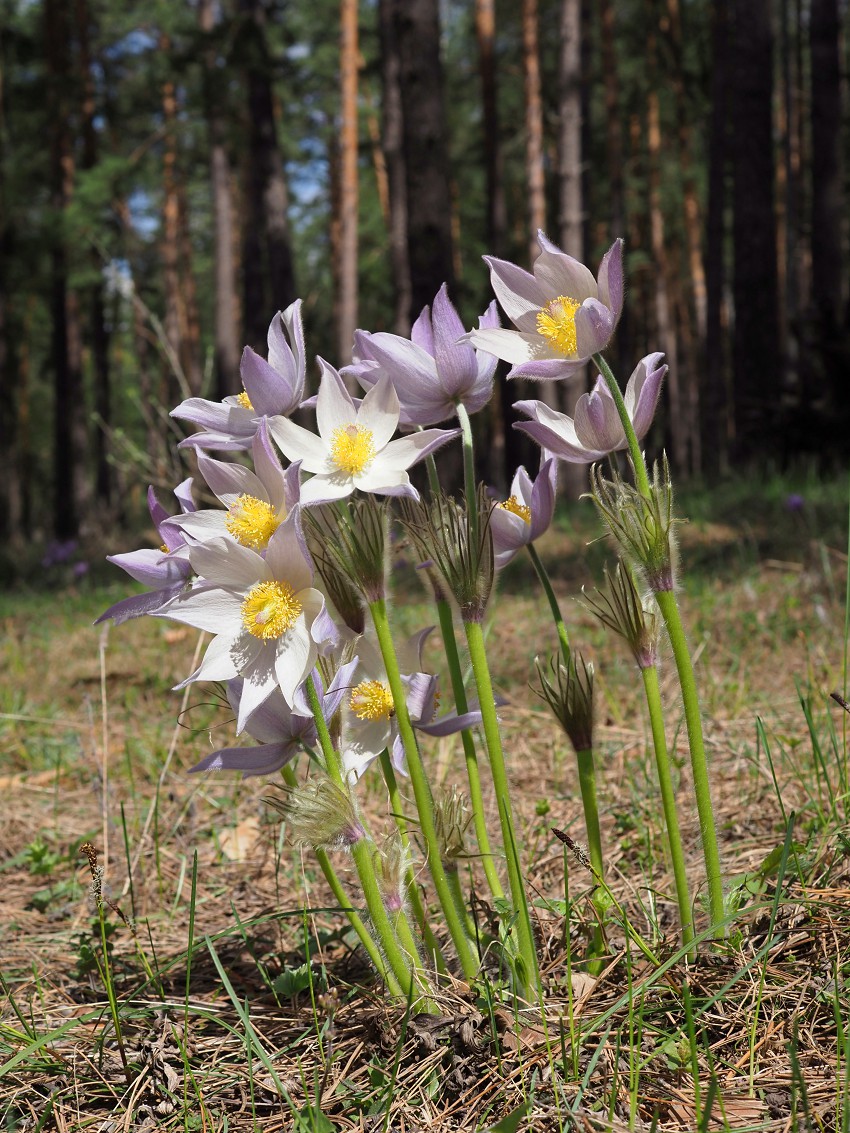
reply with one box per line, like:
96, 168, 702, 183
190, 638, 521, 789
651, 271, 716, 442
189, 660, 358, 778
163, 421, 301, 552
269, 361, 459, 506
490, 457, 557, 570
466, 234, 624, 381
97, 479, 196, 625
156, 511, 337, 729
341, 285, 500, 426
172, 302, 306, 450
514, 353, 666, 463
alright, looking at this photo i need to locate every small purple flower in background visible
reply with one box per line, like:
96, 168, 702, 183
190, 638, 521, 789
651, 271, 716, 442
341, 285, 500, 426
785, 493, 805, 513
514, 352, 666, 464
171, 301, 306, 451
490, 457, 558, 570
96, 478, 197, 626
269, 362, 459, 506
156, 511, 336, 728
42, 539, 79, 569
189, 660, 357, 778
73, 561, 90, 580
163, 421, 301, 552
465, 234, 624, 382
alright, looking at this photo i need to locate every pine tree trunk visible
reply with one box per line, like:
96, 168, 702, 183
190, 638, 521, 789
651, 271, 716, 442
338, 0, 359, 365
475, 0, 506, 259
239, 0, 296, 351
45, 0, 85, 539
703, 0, 729, 475
391, 0, 454, 317
199, 0, 241, 398
522, 0, 546, 264
730, 0, 780, 459
378, 0, 411, 333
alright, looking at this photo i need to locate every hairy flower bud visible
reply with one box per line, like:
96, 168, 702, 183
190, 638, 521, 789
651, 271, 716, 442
371, 832, 411, 913
265, 776, 365, 850
303, 497, 390, 606
588, 455, 679, 593
433, 786, 473, 870
533, 651, 594, 754
582, 561, 660, 669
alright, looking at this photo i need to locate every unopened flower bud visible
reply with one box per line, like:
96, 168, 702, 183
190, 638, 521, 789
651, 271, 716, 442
582, 561, 660, 669
265, 776, 365, 850
433, 786, 473, 869
303, 497, 389, 606
533, 651, 594, 754
372, 832, 411, 913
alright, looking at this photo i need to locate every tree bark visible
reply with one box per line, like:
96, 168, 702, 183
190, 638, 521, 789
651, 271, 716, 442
522, 0, 546, 264
238, 0, 296, 351
378, 0, 411, 333
338, 0, 359, 364
199, 0, 241, 398
475, 0, 506, 260
391, 0, 454, 317
703, 0, 729, 475
730, 0, 780, 460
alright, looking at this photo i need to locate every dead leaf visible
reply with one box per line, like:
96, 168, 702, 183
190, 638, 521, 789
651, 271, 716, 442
219, 817, 261, 861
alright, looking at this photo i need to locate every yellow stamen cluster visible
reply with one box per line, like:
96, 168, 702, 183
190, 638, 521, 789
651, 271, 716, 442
225, 494, 281, 550
330, 424, 375, 476
498, 496, 531, 524
536, 295, 581, 357
349, 679, 395, 721
236, 391, 253, 410
241, 580, 301, 640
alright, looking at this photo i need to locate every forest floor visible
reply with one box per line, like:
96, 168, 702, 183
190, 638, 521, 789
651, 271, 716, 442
1, 471, 849, 1132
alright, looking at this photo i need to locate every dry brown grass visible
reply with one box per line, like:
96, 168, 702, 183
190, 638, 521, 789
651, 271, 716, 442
1, 516, 848, 1131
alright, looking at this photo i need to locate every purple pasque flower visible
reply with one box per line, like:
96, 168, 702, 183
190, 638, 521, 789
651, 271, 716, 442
171, 301, 306, 451
466, 234, 624, 381
490, 457, 558, 570
342, 630, 484, 782
96, 478, 196, 625
268, 361, 459, 506
163, 420, 301, 553
156, 511, 337, 729
514, 352, 666, 463
340, 285, 500, 426
189, 659, 358, 778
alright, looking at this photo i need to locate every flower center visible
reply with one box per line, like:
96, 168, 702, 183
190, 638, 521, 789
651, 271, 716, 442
225, 494, 281, 551
236, 391, 253, 410
536, 295, 581, 356
498, 496, 531, 523
330, 424, 376, 476
349, 679, 395, 721
241, 580, 302, 640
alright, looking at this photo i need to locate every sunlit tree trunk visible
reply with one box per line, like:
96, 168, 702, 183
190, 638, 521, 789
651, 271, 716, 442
731, 0, 780, 459
338, 0, 359, 365
199, 0, 241, 398
475, 0, 505, 259
392, 0, 454, 317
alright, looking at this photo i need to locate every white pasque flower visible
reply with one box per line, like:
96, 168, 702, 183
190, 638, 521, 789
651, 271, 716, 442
156, 512, 337, 730
268, 361, 459, 506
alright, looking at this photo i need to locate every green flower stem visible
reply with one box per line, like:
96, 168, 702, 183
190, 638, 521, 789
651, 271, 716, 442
434, 596, 505, 901
592, 351, 724, 936
378, 749, 448, 974
463, 619, 540, 996
303, 676, 429, 997
456, 403, 479, 546
281, 764, 403, 994
639, 666, 694, 949
526, 543, 572, 663
653, 590, 725, 933
592, 353, 651, 498
575, 747, 606, 972
368, 600, 481, 981
445, 865, 477, 938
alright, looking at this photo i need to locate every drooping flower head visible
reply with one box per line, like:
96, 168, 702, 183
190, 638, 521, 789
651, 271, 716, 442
172, 301, 307, 451
96, 479, 196, 625
490, 457, 558, 570
514, 353, 666, 463
155, 511, 337, 730
163, 420, 301, 552
269, 361, 459, 506
341, 285, 500, 426
466, 234, 624, 381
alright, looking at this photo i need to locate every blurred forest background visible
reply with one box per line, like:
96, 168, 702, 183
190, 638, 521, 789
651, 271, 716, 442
0, 0, 848, 555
